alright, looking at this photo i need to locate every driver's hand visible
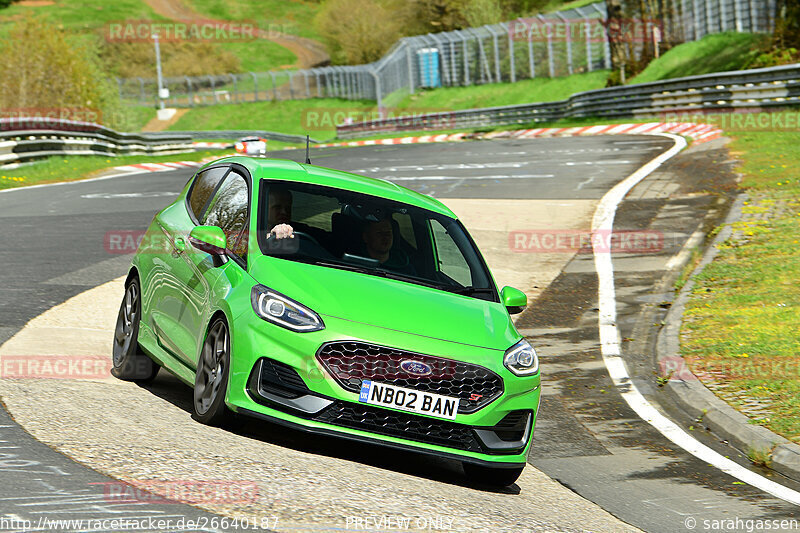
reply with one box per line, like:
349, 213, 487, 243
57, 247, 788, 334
270, 223, 294, 240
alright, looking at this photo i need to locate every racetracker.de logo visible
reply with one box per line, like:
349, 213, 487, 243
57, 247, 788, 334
97, 480, 259, 505
0, 355, 111, 380
105, 20, 258, 42
509, 229, 664, 254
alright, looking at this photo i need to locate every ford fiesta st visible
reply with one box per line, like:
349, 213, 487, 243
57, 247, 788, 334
112, 156, 541, 487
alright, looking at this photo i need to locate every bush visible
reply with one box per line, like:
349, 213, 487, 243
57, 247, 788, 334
0, 16, 132, 130
315, 0, 402, 64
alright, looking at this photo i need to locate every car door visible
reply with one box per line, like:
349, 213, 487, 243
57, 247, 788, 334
149, 165, 230, 367
175, 166, 250, 368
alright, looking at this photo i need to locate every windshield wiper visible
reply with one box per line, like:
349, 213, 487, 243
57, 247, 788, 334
376, 270, 446, 290
314, 261, 447, 290
447, 286, 497, 296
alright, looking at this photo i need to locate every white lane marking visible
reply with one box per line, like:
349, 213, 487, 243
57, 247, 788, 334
565, 160, 633, 166
386, 174, 555, 181
0, 168, 177, 195
80, 192, 178, 199
576, 177, 595, 190
354, 162, 530, 172
592, 132, 800, 506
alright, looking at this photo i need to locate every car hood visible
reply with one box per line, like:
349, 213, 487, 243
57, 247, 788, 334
250, 256, 519, 350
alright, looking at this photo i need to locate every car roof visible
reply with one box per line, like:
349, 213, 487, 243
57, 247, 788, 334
204, 155, 457, 218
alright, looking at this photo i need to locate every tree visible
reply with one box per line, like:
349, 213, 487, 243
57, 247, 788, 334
315, 0, 403, 64
0, 16, 121, 127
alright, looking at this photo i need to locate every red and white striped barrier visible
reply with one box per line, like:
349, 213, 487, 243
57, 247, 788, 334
315, 122, 722, 148
112, 160, 203, 173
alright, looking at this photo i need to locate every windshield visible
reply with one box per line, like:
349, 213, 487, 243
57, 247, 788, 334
257, 179, 497, 301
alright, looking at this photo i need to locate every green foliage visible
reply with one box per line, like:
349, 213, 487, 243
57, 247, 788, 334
314, 0, 403, 64
100, 40, 242, 78
631, 33, 767, 84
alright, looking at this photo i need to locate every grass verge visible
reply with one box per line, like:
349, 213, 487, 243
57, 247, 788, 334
166, 71, 610, 139
632, 32, 767, 84
0, 150, 225, 191
680, 119, 800, 444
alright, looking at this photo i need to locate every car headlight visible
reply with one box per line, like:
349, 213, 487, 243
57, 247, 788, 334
251, 285, 324, 332
504, 339, 539, 376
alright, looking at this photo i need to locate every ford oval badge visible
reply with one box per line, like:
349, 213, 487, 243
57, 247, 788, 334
400, 360, 432, 376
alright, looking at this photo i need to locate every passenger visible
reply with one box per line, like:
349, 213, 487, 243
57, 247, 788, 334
362, 218, 416, 274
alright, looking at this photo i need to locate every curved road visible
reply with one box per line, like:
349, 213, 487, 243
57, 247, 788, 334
0, 138, 797, 531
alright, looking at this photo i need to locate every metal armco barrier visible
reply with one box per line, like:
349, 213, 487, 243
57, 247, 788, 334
147, 130, 319, 144
336, 63, 800, 138
0, 117, 194, 165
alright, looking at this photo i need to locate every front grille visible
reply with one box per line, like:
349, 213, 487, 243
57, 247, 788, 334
316, 341, 503, 413
313, 401, 484, 452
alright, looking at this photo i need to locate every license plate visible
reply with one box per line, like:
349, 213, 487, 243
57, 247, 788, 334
359, 380, 458, 420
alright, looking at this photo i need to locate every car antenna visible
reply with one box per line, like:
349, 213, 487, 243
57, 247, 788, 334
305, 135, 311, 165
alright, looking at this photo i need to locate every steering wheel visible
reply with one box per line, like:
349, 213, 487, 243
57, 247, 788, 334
288, 231, 322, 248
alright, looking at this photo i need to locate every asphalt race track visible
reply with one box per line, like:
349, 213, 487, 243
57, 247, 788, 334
0, 137, 798, 532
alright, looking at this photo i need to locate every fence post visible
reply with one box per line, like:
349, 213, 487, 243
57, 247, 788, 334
733, 0, 744, 33
556, 13, 573, 75
457, 31, 471, 85
486, 25, 502, 83
186, 76, 194, 107
705, 0, 714, 35
720, 0, 728, 31
210, 76, 218, 104
749, 0, 758, 32
406, 44, 416, 94
524, 19, 536, 78
574, 8, 591, 72
250, 72, 258, 102
450, 36, 459, 85
589, 3, 611, 68
503, 22, 516, 83
428, 33, 451, 86
269, 71, 278, 100
303, 71, 311, 98
230, 74, 238, 103
371, 68, 382, 110
537, 15, 555, 78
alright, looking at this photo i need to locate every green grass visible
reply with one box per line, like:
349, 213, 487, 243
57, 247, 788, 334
632, 32, 768, 84
219, 40, 297, 71
0, 150, 225, 191
166, 98, 377, 140
164, 71, 609, 138
0, 0, 165, 32
386, 70, 609, 110
680, 117, 800, 443
185, 0, 322, 40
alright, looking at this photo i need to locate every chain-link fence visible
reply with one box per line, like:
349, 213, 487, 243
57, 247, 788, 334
117, 0, 776, 109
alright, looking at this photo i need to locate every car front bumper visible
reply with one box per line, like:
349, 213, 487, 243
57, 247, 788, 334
225, 314, 541, 466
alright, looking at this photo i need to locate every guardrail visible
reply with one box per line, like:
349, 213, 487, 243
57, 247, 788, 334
0, 118, 195, 166
148, 130, 319, 144
336, 63, 800, 138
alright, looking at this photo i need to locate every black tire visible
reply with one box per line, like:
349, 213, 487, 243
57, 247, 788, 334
463, 462, 525, 487
111, 276, 158, 382
192, 317, 232, 426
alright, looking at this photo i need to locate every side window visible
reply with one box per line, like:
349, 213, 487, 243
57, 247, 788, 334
188, 167, 229, 221
430, 219, 471, 287
202, 170, 249, 258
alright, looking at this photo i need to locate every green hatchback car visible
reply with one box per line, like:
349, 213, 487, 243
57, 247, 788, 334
112, 156, 541, 486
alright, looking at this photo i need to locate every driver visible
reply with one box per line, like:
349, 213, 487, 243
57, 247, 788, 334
267, 187, 300, 239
